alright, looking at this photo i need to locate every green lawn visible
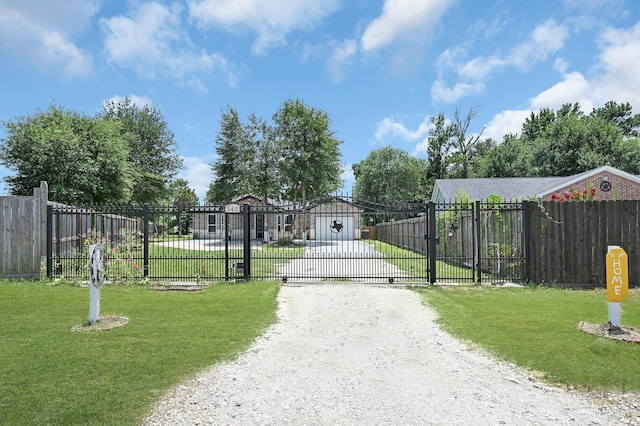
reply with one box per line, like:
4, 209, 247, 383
0, 281, 279, 425
415, 286, 640, 392
55, 241, 305, 282
5, 278, 640, 425
371, 240, 482, 281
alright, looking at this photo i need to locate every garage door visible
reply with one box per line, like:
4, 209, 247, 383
315, 216, 354, 240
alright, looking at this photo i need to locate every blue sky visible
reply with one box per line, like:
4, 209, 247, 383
1, 0, 639, 202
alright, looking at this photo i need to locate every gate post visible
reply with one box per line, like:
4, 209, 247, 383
523, 201, 530, 283
428, 202, 437, 284
224, 212, 230, 280
242, 203, 251, 280
475, 200, 481, 284
46, 204, 53, 278
143, 203, 150, 278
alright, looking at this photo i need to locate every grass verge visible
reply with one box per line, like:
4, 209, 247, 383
0, 280, 279, 425
55, 241, 305, 282
415, 286, 640, 392
371, 240, 488, 281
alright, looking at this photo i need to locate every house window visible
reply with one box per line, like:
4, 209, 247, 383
208, 214, 216, 233
284, 214, 293, 232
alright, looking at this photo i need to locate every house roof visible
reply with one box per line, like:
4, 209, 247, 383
193, 194, 360, 212
431, 166, 640, 201
432, 176, 570, 201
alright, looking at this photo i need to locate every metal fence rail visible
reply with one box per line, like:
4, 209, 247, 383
47, 198, 525, 284
249, 202, 430, 283
376, 201, 525, 284
48, 204, 239, 282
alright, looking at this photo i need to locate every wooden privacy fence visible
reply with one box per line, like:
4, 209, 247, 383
525, 200, 640, 288
375, 200, 640, 288
0, 182, 48, 279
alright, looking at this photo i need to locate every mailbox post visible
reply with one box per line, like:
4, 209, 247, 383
89, 244, 107, 324
606, 245, 629, 327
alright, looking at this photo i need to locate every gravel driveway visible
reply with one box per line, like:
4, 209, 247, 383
278, 241, 411, 282
143, 285, 635, 425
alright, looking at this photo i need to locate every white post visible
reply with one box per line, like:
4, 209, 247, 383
608, 302, 621, 327
88, 243, 106, 324
89, 280, 100, 324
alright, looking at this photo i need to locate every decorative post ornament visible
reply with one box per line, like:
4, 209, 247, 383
606, 245, 628, 328
89, 244, 108, 324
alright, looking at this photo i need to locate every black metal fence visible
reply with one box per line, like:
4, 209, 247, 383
48, 204, 245, 282
47, 198, 526, 284
376, 201, 525, 284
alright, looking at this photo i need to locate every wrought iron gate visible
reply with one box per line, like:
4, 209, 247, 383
248, 197, 430, 283
47, 198, 525, 284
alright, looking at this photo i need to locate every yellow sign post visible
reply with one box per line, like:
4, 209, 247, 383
606, 246, 629, 327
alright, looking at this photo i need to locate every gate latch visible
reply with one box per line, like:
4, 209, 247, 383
425, 234, 440, 244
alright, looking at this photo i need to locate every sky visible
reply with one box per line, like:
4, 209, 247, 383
1, 0, 639, 202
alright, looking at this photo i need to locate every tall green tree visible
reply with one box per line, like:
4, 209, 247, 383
353, 147, 428, 203
207, 106, 256, 203
247, 112, 282, 204
273, 98, 343, 203
590, 101, 640, 137
448, 106, 484, 178
100, 97, 182, 204
473, 135, 534, 177
426, 112, 454, 183
206, 107, 282, 205
0, 104, 133, 204
476, 102, 640, 178
167, 178, 199, 235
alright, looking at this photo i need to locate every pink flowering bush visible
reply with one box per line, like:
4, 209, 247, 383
550, 186, 597, 201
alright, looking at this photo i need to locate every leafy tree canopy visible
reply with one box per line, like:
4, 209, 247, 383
0, 105, 133, 204
353, 146, 428, 203
100, 97, 183, 204
273, 98, 343, 203
167, 178, 199, 207
477, 101, 640, 178
208, 99, 343, 205
207, 106, 256, 203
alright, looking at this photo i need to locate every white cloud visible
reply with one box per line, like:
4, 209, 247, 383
483, 110, 533, 141
360, 0, 452, 52
340, 163, 355, 193
358, 0, 455, 76
483, 21, 640, 144
509, 19, 569, 69
553, 58, 569, 73
103, 94, 153, 109
457, 56, 506, 81
374, 115, 437, 158
434, 20, 569, 104
529, 71, 592, 111
591, 21, 640, 108
180, 156, 214, 203
413, 137, 431, 157
374, 115, 431, 142
458, 19, 568, 81
325, 39, 357, 83
431, 80, 485, 104
188, 0, 340, 55
101, 2, 233, 90
523, 22, 640, 114
0, 0, 97, 78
